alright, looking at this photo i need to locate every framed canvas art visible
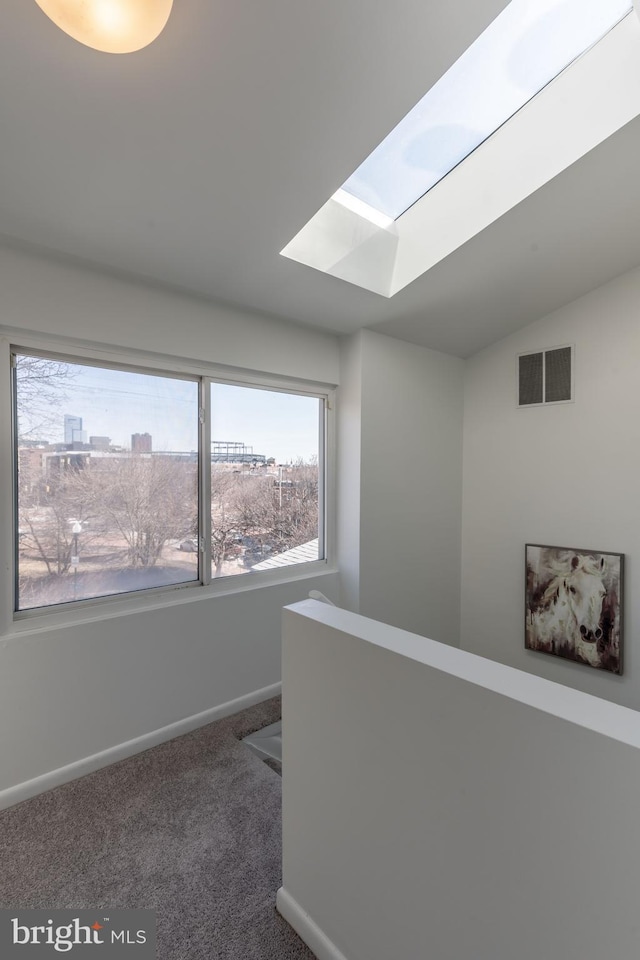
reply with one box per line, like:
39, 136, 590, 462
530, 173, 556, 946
525, 544, 623, 674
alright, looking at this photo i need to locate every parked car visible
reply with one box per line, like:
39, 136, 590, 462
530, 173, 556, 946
178, 538, 198, 553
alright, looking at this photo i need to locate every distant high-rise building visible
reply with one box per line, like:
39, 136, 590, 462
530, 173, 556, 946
64, 414, 87, 446
64, 414, 81, 444
89, 436, 111, 451
132, 433, 152, 454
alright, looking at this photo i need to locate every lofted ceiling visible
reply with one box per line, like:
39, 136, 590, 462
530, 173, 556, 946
2, 0, 640, 358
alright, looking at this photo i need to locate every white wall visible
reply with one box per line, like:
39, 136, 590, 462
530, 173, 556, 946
336, 332, 362, 613
0, 243, 340, 802
357, 330, 464, 643
461, 265, 640, 708
280, 600, 640, 960
0, 243, 338, 384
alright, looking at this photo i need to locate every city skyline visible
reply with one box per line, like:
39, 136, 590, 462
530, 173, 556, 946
17, 356, 320, 464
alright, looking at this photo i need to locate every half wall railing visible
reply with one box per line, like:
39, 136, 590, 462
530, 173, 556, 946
278, 599, 640, 960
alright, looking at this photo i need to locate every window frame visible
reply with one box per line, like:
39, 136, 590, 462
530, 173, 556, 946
5, 335, 334, 627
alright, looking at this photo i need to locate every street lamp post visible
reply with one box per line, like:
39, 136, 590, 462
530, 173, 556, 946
71, 520, 82, 600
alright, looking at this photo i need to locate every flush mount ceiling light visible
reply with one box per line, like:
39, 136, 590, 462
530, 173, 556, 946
34, 0, 174, 54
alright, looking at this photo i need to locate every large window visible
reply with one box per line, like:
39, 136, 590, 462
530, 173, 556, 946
13, 350, 326, 613
209, 383, 322, 577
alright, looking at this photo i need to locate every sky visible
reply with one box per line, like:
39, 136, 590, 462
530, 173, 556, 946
17, 357, 321, 464
211, 383, 320, 464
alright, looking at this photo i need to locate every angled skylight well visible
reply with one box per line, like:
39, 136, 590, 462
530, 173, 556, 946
282, 0, 638, 296
340, 0, 633, 222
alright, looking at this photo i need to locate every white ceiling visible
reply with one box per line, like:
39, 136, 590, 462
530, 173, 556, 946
2, 0, 640, 358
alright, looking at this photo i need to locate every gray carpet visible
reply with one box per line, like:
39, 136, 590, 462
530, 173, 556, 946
0, 697, 314, 960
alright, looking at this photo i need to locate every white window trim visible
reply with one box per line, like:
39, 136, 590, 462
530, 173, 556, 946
1, 332, 336, 635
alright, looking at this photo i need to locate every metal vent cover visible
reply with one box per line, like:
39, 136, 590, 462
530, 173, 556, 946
518, 352, 543, 405
518, 345, 573, 407
544, 346, 572, 402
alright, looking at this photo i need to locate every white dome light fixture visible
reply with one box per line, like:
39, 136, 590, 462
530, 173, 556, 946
34, 0, 174, 54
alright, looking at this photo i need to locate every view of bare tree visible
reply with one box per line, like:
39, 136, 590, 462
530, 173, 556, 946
89, 457, 197, 568
17, 454, 318, 608
210, 462, 319, 573
15, 355, 78, 441
17, 457, 99, 606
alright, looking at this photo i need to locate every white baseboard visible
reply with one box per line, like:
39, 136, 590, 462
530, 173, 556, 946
276, 887, 350, 960
0, 682, 281, 811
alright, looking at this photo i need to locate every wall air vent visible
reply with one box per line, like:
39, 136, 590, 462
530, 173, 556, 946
518, 345, 573, 407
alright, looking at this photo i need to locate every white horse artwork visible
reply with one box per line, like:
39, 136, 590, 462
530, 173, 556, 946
525, 546, 622, 673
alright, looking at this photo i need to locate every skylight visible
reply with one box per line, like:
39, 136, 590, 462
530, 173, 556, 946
340, 0, 633, 220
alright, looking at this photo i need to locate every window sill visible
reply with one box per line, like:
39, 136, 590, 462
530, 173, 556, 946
5, 561, 339, 638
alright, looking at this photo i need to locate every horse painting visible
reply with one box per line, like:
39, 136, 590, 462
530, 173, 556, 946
525, 545, 623, 674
